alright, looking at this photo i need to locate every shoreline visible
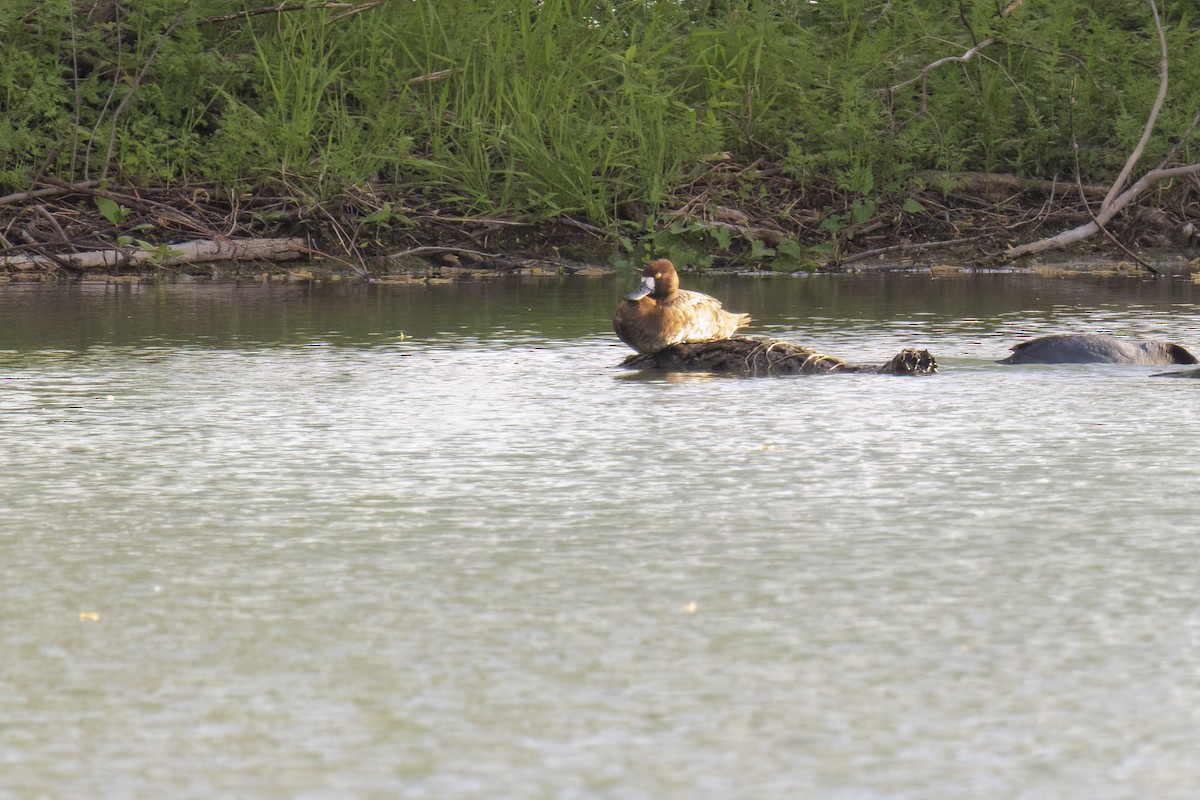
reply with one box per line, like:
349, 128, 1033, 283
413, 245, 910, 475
3, 176, 1198, 283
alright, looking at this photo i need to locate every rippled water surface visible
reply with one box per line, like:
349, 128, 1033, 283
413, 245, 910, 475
3, 273, 1200, 799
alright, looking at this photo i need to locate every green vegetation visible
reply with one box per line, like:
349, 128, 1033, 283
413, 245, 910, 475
2, 0, 1197, 266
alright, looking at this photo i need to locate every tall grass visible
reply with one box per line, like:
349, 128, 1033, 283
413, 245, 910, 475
0, 0, 1196, 225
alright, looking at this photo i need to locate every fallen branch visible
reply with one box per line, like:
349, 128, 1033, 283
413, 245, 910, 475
838, 234, 995, 266
1004, 0, 1197, 261
1, 237, 307, 272
387, 245, 498, 261
0, 181, 99, 207
1005, 162, 1200, 259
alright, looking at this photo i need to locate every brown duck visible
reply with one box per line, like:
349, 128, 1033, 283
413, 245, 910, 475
613, 259, 752, 354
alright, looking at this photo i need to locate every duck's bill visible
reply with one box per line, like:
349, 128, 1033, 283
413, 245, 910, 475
625, 276, 654, 300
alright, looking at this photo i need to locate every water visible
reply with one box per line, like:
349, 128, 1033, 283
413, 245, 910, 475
2, 274, 1199, 799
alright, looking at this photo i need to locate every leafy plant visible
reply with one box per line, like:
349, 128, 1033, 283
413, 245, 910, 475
95, 196, 130, 225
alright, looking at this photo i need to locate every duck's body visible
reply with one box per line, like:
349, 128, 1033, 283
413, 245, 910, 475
613, 259, 751, 354
998, 334, 1198, 365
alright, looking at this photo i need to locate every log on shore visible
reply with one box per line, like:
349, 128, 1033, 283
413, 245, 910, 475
0, 237, 307, 271
620, 337, 938, 376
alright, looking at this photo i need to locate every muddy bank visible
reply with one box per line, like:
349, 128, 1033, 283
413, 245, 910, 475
2, 171, 1198, 282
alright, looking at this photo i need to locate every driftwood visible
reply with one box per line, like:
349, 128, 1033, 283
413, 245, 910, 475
0, 237, 307, 271
620, 337, 938, 377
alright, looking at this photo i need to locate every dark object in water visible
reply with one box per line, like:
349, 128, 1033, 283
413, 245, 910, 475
620, 336, 938, 376
997, 334, 1198, 365
1152, 367, 1200, 378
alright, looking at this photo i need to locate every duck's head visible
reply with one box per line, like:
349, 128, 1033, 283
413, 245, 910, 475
625, 258, 679, 301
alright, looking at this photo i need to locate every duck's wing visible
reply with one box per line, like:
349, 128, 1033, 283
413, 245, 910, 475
669, 290, 750, 342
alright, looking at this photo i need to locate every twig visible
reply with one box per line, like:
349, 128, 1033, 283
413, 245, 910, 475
1154, 109, 1200, 171
35, 177, 215, 236
328, 1, 383, 23
202, 2, 380, 26
83, 0, 124, 178
100, 14, 186, 180
387, 245, 498, 260
405, 69, 455, 86
33, 205, 71, 246
887, 38, 996, 95
561, 217, 608, 238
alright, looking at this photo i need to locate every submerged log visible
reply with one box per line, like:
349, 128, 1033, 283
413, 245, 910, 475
620, 336, 938, 376
1152, 367, 1200, 378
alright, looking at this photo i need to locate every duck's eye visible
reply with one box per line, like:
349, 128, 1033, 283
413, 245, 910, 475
654, 273, 662, 279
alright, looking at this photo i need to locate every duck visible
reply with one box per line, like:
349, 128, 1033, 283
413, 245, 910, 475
997, 333, 1198, 365
613, 259, 752, 354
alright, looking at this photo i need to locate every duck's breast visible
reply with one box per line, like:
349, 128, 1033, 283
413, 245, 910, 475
613, 299, 673, 353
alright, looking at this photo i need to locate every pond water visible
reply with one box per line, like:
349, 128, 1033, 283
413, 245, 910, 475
2, 272, 1200, 799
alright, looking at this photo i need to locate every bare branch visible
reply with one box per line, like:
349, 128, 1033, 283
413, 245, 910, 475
327, 1, 382, 23
887, 38, 996, 95
1005, 162, 1200, 259
1067, 76, 1159, 275
387, 245, 498, 260
0, 181, 99, 207
1101, 0, 1168, 211
1004, 0, 1191, 262
100, 15, 186, 181
1155, 109, 1200, 170
839, 234, 995, 266
1, 238, 308, 271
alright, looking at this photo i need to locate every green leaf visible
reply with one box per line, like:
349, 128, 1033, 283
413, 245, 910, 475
361, 203, 394, 225
777, 239, 803, 259
711, 226, 733, 250
902, 198, 926, 214
95, 196, 129, 225
851, 198, 876, 224
748, 239, 775, 260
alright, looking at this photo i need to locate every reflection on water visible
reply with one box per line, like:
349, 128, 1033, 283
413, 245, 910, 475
2, 274, 1200, 798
